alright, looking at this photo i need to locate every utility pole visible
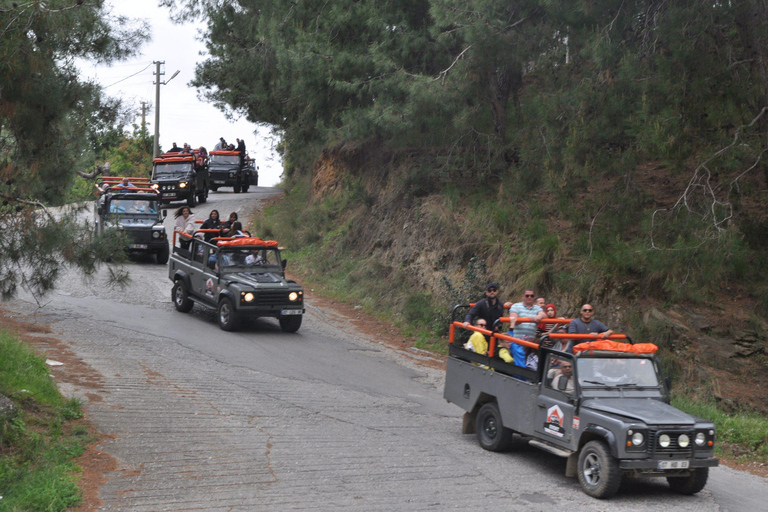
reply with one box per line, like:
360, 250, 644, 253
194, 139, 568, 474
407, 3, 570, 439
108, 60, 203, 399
140, 101, 148, 137
152, 61, 180, 158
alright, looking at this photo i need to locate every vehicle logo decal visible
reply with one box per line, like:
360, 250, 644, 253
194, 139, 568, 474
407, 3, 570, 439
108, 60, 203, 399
544, 404, 566, 438
205, 278, 214, 297
572, 416, 580, 430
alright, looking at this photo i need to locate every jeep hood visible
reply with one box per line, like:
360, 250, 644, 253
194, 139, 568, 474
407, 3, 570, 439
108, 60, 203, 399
117, 218, 162, 228
228, 271, 285, 286
582, 398, 696, 426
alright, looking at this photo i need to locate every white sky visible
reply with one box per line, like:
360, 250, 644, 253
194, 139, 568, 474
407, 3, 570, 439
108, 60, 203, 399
77, 0, 283, 187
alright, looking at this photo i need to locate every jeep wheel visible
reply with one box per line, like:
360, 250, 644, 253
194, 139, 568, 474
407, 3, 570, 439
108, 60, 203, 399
156, 243, 169, 264
233, 184, 241, 193
279, 315, 302, 333
172, 280, 194, 313
218, 297, 239, 331
187, 188, 197, 207
667, 468, 709, 495
476, 402, 513, 452
577, 440, 621, 499
210, 185, 218, 192
242, 184, 249, 193
199, 185, 208, 204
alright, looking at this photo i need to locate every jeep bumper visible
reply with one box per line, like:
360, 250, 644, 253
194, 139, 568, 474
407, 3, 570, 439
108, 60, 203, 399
619, 458, 719, 470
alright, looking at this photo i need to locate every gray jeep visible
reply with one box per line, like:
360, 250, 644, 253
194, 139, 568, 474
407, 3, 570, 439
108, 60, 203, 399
168, 236, 304, 332
444, 307, 718, 499
95, 189, 169, 264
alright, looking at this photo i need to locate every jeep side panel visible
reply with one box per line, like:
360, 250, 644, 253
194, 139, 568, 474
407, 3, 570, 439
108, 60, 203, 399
444, 357, 538, 436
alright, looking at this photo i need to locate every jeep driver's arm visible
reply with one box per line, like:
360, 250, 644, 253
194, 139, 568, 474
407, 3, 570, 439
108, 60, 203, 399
599, 329, 614, 339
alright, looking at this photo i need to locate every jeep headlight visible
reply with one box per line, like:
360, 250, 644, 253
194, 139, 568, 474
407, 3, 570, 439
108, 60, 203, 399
659, 434, 671, 448
678, 434, 690, 448
243, 292, 254, 302
631, 432, 644, 446
151, 183, 159, 190
289, 292, 298, 301
179, 181, 188, 188
152, 231, 160, 239
695, 432, 706, 446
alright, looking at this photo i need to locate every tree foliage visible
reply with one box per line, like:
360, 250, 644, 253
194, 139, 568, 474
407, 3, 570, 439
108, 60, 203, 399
166, 0, 768, 301
0, 0, 149, 300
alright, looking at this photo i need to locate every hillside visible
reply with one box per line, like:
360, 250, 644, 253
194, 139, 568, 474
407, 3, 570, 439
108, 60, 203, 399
254, 144, 768, 415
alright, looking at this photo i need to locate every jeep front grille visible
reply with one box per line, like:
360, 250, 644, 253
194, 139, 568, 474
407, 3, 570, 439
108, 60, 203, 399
648, 430, 694, 457
249, 291, 295, 306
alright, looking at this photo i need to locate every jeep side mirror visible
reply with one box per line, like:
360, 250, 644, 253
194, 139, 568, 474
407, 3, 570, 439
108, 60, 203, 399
281, 259, 287, 270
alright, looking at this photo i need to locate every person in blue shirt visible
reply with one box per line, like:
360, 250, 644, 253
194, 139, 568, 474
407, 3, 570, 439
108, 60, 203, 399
499, 289, 545, 366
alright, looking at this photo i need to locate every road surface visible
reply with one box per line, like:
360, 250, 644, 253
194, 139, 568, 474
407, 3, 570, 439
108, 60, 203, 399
4, 187, 768, 511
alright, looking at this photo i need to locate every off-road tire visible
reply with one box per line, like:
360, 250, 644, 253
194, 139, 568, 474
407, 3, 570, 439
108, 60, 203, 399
187, 188, 197, 207
233, 183, 241, 193
218, 297, 239, 331
279, 315, 302, 333
156, 243, 169, 264
476, 402, 513, 452
172, 280, 194, 313
198, 185, 208, 204
210, 185, 218, 192
667, 468, 709, 495
242, 185, 249, 193
577, 440, 622, 499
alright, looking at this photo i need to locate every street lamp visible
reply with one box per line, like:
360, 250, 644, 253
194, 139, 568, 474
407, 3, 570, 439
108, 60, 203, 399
153, 62, 180, 158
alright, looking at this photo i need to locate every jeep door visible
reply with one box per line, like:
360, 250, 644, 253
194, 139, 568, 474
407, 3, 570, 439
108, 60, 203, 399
534, 353, 577, 449
197, 243, 218, 305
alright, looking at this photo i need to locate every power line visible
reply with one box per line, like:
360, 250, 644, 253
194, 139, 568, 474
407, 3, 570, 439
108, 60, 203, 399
104, 62, 154, 89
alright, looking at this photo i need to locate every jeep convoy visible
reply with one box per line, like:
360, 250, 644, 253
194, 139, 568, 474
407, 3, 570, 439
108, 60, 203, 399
444, 311, 719, 499
208, 150, 259, 193
151, 149, 209, 206
94, 177, 169, 263
168, 229, 304, 332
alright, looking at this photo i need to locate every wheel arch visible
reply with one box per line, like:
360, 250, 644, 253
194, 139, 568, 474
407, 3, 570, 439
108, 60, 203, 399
173, 270, 192, 290
579, 425, 619, 458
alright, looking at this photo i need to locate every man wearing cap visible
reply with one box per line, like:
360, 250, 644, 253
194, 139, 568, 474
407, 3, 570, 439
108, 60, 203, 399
463, 283, 506, 332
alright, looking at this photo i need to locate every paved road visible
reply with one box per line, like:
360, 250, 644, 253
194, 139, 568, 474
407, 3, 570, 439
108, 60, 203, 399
6, 187, 768, 511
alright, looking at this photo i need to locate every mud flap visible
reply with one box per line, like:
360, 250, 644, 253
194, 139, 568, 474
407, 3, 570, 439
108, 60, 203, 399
565, 453, 578, 477
462, 411, 476, 435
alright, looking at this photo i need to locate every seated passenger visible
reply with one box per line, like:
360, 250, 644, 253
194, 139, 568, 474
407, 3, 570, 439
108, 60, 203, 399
463, 318, 488, 355
550, 361, 574, 394
525, 346, 539, 371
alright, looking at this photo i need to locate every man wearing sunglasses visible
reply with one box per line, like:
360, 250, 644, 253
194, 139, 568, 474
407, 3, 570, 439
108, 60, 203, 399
566, 304, 613, 352
499, 289, 546, 365
463, 283, 506, 332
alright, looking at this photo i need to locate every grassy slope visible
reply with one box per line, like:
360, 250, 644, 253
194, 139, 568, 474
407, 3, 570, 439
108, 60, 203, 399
0, 330, 91, 511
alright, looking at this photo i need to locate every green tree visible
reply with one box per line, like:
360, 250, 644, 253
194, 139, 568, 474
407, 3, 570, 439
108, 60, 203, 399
0, 0, 149, 300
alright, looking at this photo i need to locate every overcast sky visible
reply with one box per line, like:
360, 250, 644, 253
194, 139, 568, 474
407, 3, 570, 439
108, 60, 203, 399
77, 0, 283, 187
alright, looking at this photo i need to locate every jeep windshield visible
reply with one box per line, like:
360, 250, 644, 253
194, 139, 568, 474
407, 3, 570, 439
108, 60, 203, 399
209, 154, 239, 166
577, 357, 661, 389
107, 198, 160, 217
218, 248, 282, 272
153, 162, 192, 179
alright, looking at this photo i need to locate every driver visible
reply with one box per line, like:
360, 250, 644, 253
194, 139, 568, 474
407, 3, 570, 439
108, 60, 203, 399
594, 359, 629, 384
245, 251, 263, 265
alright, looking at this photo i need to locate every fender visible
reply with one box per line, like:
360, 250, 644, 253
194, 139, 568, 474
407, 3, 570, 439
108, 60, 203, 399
581, 425, 618, 458
173, 270, 192, 290
218, 289, 236, 303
